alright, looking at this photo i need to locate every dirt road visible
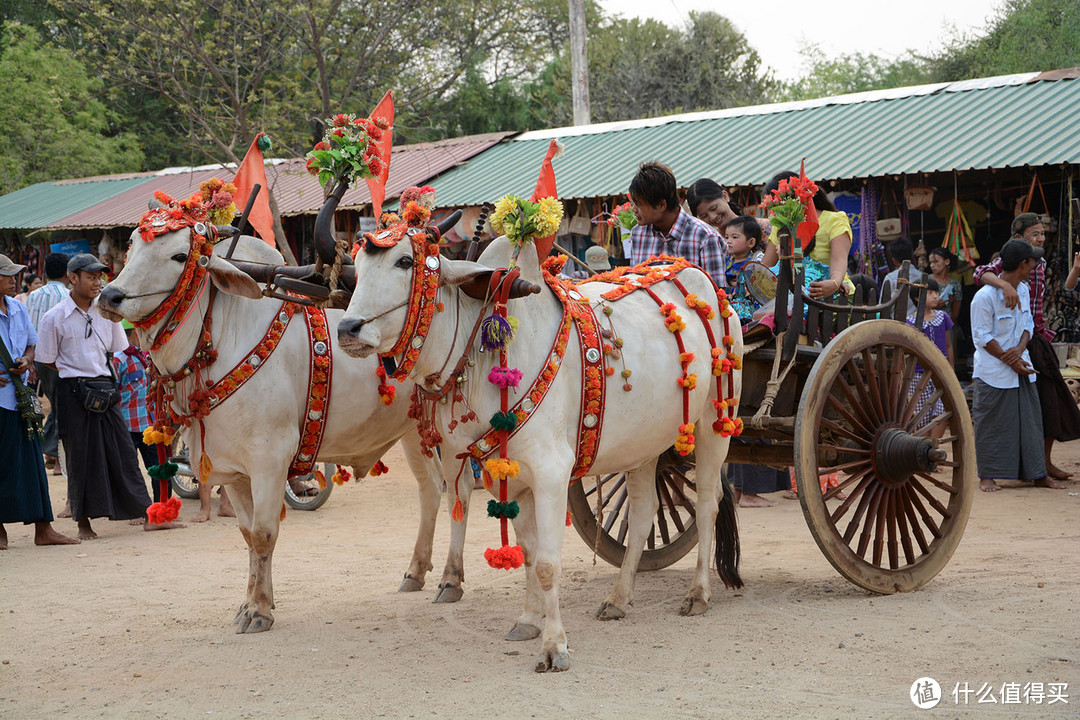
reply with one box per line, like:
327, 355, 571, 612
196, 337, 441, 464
2, 444, 1078, 719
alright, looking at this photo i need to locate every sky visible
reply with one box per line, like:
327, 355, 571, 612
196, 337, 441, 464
596, 0, 1005, 81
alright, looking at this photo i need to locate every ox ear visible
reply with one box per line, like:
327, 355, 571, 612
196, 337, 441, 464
207, 254, 263, 299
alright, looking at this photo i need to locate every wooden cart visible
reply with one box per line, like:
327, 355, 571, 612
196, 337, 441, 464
569, 231, 976, 594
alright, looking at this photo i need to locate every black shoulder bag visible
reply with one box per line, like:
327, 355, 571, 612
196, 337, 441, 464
72, 310, 121, 413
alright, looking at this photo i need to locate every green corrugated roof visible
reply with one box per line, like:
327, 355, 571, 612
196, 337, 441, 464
428, 72, 1080, 206
0, 176, 153, 230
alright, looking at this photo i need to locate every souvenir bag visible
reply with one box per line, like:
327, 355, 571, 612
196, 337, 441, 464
875, 184, 903, 240
904, 184, 935, 212
0, 335, 44, 439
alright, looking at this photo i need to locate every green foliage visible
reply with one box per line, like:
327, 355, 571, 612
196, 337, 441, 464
778, 45, 932, 102
0, 22, 143, 194
928, 0, 1080, 81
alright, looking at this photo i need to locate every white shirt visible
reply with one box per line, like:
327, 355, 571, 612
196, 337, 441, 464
35, 293, 127, 379
971, 282, 1035, 389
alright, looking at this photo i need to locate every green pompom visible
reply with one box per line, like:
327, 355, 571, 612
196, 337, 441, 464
489, 410, 517, 432
256, 133, 272, 152
487, 500, 520, 519
147, 462, 179, 480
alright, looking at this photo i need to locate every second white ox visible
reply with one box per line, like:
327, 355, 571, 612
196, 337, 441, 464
338, 232, 744, 672
99, 224, 466, 633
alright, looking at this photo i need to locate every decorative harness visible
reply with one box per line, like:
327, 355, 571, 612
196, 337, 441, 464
135, 206, 335, 482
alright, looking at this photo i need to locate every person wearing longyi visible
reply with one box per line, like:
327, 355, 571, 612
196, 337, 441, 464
35, 254, 184, 539
969, 239, 1058, 493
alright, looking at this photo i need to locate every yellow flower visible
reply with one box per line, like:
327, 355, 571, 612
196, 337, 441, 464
491, 195, 522, 238
534, 196, 564, 238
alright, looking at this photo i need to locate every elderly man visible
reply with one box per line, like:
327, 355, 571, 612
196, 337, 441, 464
0, 254, 80, 549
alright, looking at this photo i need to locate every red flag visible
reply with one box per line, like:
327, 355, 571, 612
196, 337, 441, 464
795, 158, 818, 252
529, 139, 562, 260
365, 90, 394, 219
231, 133, 275, 247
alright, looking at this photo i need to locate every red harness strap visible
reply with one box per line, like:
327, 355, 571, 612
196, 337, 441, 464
288, 305, 333, 478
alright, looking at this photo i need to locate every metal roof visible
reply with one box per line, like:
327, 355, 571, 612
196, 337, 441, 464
1, 132, 513, 231
0, 176, 155, 230
426, 72, 1080, 207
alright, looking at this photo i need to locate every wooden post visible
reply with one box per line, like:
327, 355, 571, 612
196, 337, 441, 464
568, 0, 591, 126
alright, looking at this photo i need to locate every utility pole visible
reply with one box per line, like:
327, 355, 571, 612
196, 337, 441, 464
568, 0, 591, 126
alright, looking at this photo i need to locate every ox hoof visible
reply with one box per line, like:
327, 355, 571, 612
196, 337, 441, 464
678, 595, 709, 617
234, 606, 275, 634
505, 622, 541, 641
535, 648, 571, 673
399, 575, 425, 593
433, 584, 463, 603
595, 602, 626, 621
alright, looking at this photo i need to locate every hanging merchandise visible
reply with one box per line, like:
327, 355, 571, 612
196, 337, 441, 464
568, 200, 592, 235
1021, 173, 1055, 232
875, 183, 903, 240
905, 184, 935, 211
944, 197, 979, 268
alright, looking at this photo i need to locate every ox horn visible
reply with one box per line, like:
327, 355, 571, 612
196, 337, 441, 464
457, 274, 542, 301
314, 178, 351, 266
148, 198, 165, 210
215, 225, 238, 238
434, 209, 462, 239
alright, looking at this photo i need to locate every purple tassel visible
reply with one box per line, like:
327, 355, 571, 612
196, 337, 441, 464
480, 314, 514, 351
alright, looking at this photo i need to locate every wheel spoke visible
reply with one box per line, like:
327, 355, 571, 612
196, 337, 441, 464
903, 481, 942, 539
915, 471, 959, 496
829, 469, 872, 519
876, 343, 894, 420
584, 473, 621, 499
826, 392, 876, 441
900, 370, 932, 428
855, 484, 885, 557
907, 387, 945, 430
909, 476, 952, 519
871, 484, 890, 566
665, 472, 696, 514
821, 417, 872, 446
893, 485, 917, 565
899, 484, 931, 554
654, 480, 673, 544
845, 356, 885, 426
657, 473, 686, 535
914, 411, 954, 437
833, 370, 880, 433
603, 487, 629, 534
817, 443, 872, 455
841, 478, 878, 542
895, 349, 919, 422
616, 513, 629, 545
885, 488, 899, 570
861, 348, 888, 424
818, 457, 873, 476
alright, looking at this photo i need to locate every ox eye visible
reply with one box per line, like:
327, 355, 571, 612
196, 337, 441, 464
395, 256, 413, 270
171, 253, 187, 263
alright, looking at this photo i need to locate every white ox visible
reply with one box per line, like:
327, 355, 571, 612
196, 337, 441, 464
98, 226, 467, 633
338, 234, 744, 672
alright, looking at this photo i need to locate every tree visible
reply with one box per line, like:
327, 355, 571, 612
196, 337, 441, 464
0, 22, 143, 194
778, 45, 932, 102
929, 0, 1080, 81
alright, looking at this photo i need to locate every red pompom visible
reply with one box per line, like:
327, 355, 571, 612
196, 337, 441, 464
484, 545, 525, 570
146, 497, 181, 524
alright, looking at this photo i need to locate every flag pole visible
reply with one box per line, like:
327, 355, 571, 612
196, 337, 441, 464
224, 183, 261, 259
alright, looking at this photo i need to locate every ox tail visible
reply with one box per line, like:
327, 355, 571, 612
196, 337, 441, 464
714, 468, 743, 590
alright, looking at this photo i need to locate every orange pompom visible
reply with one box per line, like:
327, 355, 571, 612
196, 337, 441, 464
146, 497, 181, 524
451, 497, 465, 522
485, 545, 525, 570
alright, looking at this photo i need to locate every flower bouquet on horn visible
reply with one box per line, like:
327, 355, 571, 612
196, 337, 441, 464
305, 112, 390, 187
490, 194, 563, 267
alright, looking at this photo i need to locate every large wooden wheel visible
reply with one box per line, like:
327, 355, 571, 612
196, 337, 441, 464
794, 320, 976, 594
567, 449, 699, 571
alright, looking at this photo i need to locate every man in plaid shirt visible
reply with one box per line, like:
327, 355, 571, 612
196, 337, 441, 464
974, 212, 1080, 482
627, 162, 728, 288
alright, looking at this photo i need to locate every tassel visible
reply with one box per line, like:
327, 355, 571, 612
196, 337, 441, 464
332, 466, 353, 485
452, 497, 465, 522
198, 451, 213, 484
368, 461, 388, 477
486, 499, 519, 519
489, 410, 518, 432
484, 545, 525, 570
280, 504, 286, 521
313, 470, 327, 490
566, 510, 572, 527
487, 366, 523, 389
480, 314, 514, 351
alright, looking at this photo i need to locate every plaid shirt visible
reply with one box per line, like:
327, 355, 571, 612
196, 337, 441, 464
974, 255, 1052, 341
111, 347, 154, 434
628, 209, 728, 288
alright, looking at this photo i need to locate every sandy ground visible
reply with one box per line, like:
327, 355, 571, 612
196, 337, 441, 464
2, 442, 1078, 720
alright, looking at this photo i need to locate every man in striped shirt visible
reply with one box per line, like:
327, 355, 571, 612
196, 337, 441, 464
24, 253, 69, 471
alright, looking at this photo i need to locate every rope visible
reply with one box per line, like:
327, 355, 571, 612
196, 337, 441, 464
750, 333, 799, 429
317, 234, 352, 309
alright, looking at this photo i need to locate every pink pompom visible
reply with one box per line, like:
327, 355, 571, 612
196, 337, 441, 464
488, 366, 523, 389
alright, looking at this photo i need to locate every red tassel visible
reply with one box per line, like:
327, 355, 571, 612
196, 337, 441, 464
146, 497, 181, 524
566, 510, 572, 527
484, 545, 524, 570
451, 497, 464, 522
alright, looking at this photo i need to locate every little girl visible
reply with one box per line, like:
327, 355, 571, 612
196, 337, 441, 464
724, 215, 765, 324
906, 278, 953, 436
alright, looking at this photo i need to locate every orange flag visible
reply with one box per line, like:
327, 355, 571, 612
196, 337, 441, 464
529, 139, 562, 260
231, 133, 275, 247
365, 90, 395, 219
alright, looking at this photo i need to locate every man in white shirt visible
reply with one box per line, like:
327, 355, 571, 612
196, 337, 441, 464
25, 253, 70, 469
36, 254, 182, 539
969, 239, 1059, 492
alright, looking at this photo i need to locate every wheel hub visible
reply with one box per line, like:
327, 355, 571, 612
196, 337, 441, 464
873, 427, 946, 486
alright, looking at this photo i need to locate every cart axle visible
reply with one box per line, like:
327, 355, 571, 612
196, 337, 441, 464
874, 427, 946, 485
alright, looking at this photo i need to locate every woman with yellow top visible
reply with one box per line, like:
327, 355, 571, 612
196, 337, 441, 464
759, 170, 854, 302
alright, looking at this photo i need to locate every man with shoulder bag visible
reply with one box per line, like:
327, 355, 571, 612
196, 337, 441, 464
35, 254, 183, 539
